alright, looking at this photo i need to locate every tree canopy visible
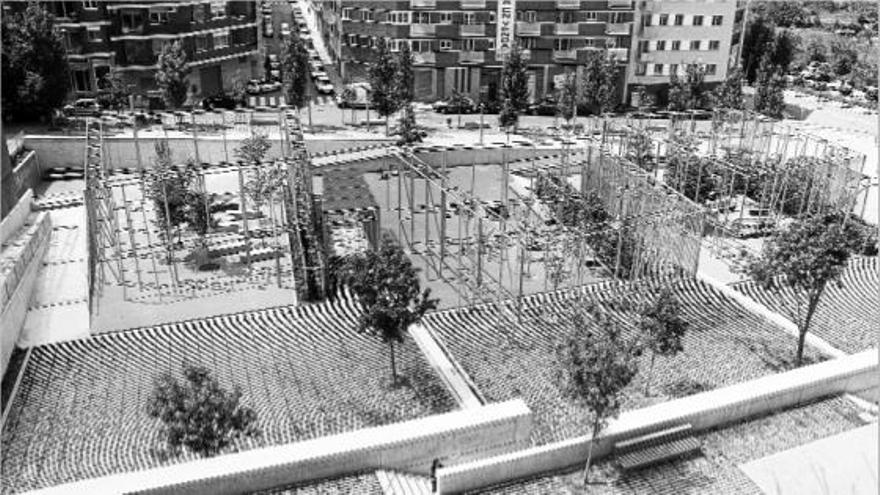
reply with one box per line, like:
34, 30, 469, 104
155, 41, 190, 109
713, 67, 745, 110
395, 42, 415, 106
368, 38, 400, 134
1, 2, 71, 121
754, 54, 786, 119
555, 72, 578, 123
281, 32, 310, 109
498, 43, 530, 130
582, 51, 620, 114
638, 288, 688, 394
668, 64, 707, 112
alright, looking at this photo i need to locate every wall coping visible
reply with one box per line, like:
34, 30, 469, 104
0, 189, 33, 245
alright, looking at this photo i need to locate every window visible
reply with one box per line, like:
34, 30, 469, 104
658, 14, 668, 26
519, 37, 537, 49
692, 15, 703, 26
489, 12, 495, 23
412, 39, 431, 52
149, 7, 175, 24
341, 8, 352, 20
196, 34, 208, 52
487, 38, 495, 50
639, 40, 649, 52
674, 14, 684, 26
554, 38, 573, 51
439, 39, 452, 51
463, 12, 477, 25
670, 63, 678, 75
214, 30, 229, 49
556, 11, 574, 23
585, 11, 598, 21
82, 1, 98, 9
120, 10, 144, 33
387, 11, 410, 24
655, 40, 665, 51
346, 33, 357, 45
362, 9, 374, 21
706, 64, 717, 75
86, 26, 102, 42
708, 40, 720, 51
210, 0, 226, 19
671, 40, 680, 51
438, 12, 452, 24
463, 39, 476, 51
636, 63, 647, 75
414, 12, 430, 24
389, 39, 404, 51
690, 40, 701, 50
643, 14, 651, 26
72, 68, 92, 92
653, 64, 663, 75
711, 15, 723, 26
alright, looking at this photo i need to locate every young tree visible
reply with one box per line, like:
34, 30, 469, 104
668, 64, 708, 112
155, 40, 190, 109
555, 72, 578, 124
769, 30, 798, 75
395, 42, 415, 106
638, 289, 688, 395
754, 55, 786, 119
582, 51, 620, 114
625, 127, 654, 173
713, 67, 745, 110
498, 43, 530, 133
368, 38, 400, 136
235, 131, 272, 167
747, 212, 863, 366
281, 32, 310, 111
556, 301, 640, 483
336, 241, 438, 384
97, 70, 132, 112
742, 16, 776, 83
147, 363, 259, 457
1, 1, 71, 121
146, 141, 199, 242
395, 103, 423, 146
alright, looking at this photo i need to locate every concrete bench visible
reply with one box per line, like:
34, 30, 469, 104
614, 424, 700, 472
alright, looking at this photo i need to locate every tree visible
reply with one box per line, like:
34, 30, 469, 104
395, 103, 423, 146
556, 301, 640, 484
769, 30, 797, 74
336, 241, 438, 384
747, 212, 863, 366
638, 289, 688, 395
742, 16, 776, 83
498, 43, 530, 132
625, 127, 654, 173
582, 51, 620, 114
155, 41, 190, 109
281, 32, 310, 110
555, 72, 578, 124
754, 55, 786, 119
97, 70, 132, 112
368, 38, 399, 136
713, 67, 744, 110
1, 1, 71, 121
668, 64, 707, 112
147, 141, 199, 241
237, 132, 282, 209
147, 363, 259, 457
235, 132, 272, 167
395, 42, 415, 106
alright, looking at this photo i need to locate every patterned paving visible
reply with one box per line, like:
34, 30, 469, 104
473, 396, 866, 495
0, 297, 455, 494
424, 277, 824, 446
252, 472, 383, 495
731, 257, 879, 354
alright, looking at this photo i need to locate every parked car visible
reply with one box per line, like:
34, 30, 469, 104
263, 15, 273, 37
63, 98, 103, 117
299, 27, 310, 37
280, 22, 291, 37
308, 49, 320, 60
310, 70, 328, 80
269, 69, 281, 82
309, 60, 324, 72
432, 96, 476, 114
316, 80, 335, 95
268, 53, 280, 69
246, 79, 282, 95
201, 93, 239, 110
527, 96, 558, 116
337, 82, 371, 109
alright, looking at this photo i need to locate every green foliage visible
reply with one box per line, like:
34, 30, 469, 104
147, 141, 197, 232
395, 103, 422, 146
147, 364, 259, 457
281, 33, 310, 109
754, 55, 786, 119
498, 43, 530, 130
234, 132, 272, 165
1, 1, 71, 121
755, 1, 812, 28
769, 29, 798, 73
713, 68, 745, 110
368, 38, 400, 121
747, 212, 862, 365
155, 41, 190, 109
395, 42, 415, 105
582, 51, 620, 114
555, 72, 578, 122
625, 127, 654, 173
639, 289, 688, 394
335, 241, 438, 382
97, 70, 132, 112
667, 64, 707, 112
742, 16, 776, 84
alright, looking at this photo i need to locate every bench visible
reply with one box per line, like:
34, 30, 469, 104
614, 424, 701, 472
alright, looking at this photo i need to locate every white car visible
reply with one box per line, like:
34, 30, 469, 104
268, 53, 280, 69
310, 70, 328, 80
316, 80, 334, 95
280, 22, 291, 37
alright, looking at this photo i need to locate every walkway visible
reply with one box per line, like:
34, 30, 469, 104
409, 324, 483, 409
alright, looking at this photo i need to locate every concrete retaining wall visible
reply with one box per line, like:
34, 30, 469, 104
2, 151, 41, 218
1, 190, 33, 244
436, 350, 878, 494
28, 399, 531, 495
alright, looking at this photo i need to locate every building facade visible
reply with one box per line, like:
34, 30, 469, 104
628, 0, 745, 105
39, 1, 261, 105
339, 0, 636, 103
317, 0, 343, 63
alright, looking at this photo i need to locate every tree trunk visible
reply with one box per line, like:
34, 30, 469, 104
390, 340, 397, 385
645, 351, 656, 396
797, 288, 824, 366
583, 419, 600, 485
385, 117, 390, 137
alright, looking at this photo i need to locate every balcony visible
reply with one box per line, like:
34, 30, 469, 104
608, 0, 632, 8
413, 52, 436, 65
605, 22, 632, 35
553, 49, 578, 61
460, 0, 486, 7
459, 51, 484, 64
410, 24, 436, 37
608, 47, 629, 61
556, 0, 580, 8
555, 23, 579, 35
411, 0, 436, 8
516, 22, 541, 36
460, 24, 485, 36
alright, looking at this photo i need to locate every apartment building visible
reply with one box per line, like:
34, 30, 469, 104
339, 1, 636, 103
36, 1, 260, 105
317, 0, 343, 62
628, 0, 745, 105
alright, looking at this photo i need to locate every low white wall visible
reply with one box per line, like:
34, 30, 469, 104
413, 146, 564, 169
0, 189, 33, 244
1, 211, 51, 377
437, 350, 878, 494
28, 399, 532, 495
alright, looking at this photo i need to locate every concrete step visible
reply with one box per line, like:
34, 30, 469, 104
375, 470, 433, 495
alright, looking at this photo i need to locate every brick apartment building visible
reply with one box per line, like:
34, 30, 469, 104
338, 0, 742, 105
27, 1, 261, 106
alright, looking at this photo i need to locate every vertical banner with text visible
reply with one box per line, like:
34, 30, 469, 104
496, 0, 516, 57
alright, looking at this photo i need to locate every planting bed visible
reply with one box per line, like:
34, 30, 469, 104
1, 297, 455, 494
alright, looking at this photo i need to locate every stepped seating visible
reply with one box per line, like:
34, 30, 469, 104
615, 424, 701, 472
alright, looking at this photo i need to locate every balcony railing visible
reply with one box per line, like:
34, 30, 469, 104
413, 52, 436, 65
605, 22, 632, 35
459, 51, 484, 63
411, 0, 436, 8
556, 0, 580, 9
516, 22, 541, 36
553, 49, 578, 61
608, 0, 632, 8
608, 47, 629, 61
460, 24, 485, 36
555, 23, 579, 35
410, 24, 436, 36
460, 0, 486, 7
